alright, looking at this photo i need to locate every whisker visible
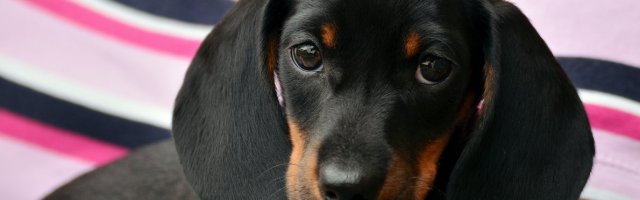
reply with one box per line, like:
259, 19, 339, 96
257, 162, 296, 179
268, 174, 297, 184
268, 186, 287, 200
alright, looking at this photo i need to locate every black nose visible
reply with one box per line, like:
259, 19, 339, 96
319, 163, 383, 200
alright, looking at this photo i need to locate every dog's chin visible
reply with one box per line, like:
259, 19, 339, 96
285, 183, 433, 200
285, 185, 321, 200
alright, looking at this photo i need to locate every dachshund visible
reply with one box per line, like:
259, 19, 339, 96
172, 0, 595, 199
45, 0, 594, 199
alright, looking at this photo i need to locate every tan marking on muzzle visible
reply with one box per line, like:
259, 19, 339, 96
286, 120, 305, 198
413, 135, 450, 199
377, 154, 411, 199
303, 141, 322, 199
286, 119, 322, 199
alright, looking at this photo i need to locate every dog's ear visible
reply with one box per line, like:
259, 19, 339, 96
172, 0, 292, 199
447, 1, 594, 199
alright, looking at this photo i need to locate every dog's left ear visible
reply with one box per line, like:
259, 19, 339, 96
172, 0, 292, 199
447, 1, 594, 199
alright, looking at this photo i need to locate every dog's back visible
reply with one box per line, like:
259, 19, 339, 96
43, 140, 196, 200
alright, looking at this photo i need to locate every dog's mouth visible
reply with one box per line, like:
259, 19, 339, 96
285, 120, 450, 200
282, 92, 479, 200
286, 102, 482, 200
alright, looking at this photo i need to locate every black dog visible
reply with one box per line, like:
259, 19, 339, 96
173, 0, 594, 199
47, 0, 594, 199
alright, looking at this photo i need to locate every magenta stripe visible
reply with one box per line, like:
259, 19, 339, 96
585, 104, 640, 141
24, 0, 201, 59
0, 109, 128, 166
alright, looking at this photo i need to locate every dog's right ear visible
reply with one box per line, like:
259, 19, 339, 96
446, 1, 594, 199
172, 0, 293, 199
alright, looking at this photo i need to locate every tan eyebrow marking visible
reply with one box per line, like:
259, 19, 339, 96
405, 32, 421, 58
321, 23, 337, 48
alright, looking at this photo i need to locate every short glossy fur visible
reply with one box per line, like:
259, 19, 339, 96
173, 0, 595, 199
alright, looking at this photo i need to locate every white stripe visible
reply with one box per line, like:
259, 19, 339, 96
582, 187, 634, 200
70, 0, 213, 40
0, 135, 94, 200
0, 55, 172, 129
578, 89, 640, 117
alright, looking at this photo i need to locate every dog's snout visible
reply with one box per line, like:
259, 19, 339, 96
319, 163, 382, 200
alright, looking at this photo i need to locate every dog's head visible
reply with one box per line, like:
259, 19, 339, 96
173, 0, 594, 199
277, 1, 483, 199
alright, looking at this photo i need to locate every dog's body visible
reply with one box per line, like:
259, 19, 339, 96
44, 140, 198, 200
47, 0, 594, 199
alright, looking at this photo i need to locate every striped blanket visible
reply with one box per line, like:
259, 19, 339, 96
0, 0, 638, 199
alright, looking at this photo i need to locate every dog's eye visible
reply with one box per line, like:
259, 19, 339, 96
291, 44, 322, 71
416, 56, 452, 84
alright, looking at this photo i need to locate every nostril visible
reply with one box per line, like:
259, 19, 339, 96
322, 189, 367, 200
324, 190, 338, 200
352, 194, 366, 200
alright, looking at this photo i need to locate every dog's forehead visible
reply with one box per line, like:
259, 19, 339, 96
290, 0, 455, 28
281, 0, 474, 71
285, 0, 468, 48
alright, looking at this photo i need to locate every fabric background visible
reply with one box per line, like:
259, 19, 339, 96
0, 0, 637, 199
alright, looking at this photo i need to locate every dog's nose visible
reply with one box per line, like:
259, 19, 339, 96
319, 163, 382, 200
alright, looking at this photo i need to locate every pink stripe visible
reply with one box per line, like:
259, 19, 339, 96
0, 109, 127, 166
585, 104, 640, 141
588, 161, 640, 198
0, 1, 187, 110
0, 135, 94, 200
586, 130, 640, 198
24, 0, 201, 59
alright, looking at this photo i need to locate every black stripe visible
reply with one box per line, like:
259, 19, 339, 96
112, 0, 234, 25
0, 77, 171, 149
558, 57, 640, 102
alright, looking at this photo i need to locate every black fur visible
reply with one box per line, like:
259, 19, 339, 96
172, 0, 292, 199
447, 1, 594, 199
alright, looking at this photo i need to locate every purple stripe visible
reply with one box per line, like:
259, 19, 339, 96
112, 0, 233, 25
